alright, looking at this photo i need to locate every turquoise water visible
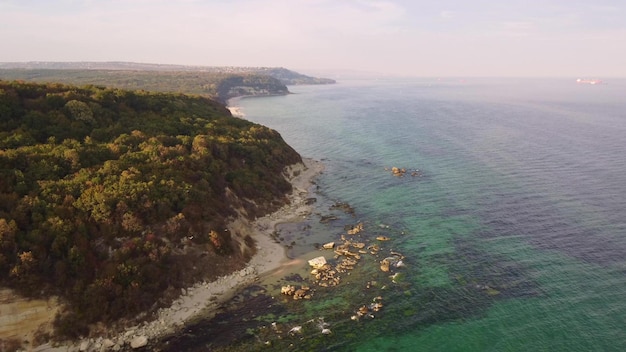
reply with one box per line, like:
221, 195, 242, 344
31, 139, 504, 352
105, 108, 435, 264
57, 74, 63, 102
163, 78, 626, 351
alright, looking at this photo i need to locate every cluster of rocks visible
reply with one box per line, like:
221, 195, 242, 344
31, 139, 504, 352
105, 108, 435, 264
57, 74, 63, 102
308, 256, 341, 288
386, 166, 423, 178
351, 296, 384, 321
261, 220, 411, 348
346, 222, 364, 235
280, 284, 313, 300
379, 252, 405, 273
330, 202, 356, 217
78, 333, 147, 351
263, 317, 332, 345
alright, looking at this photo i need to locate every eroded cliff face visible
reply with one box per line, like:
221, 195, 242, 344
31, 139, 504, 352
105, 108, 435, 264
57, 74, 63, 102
224, 161, 311, 257
216, 74, 290, 102
0, 289, 60, 348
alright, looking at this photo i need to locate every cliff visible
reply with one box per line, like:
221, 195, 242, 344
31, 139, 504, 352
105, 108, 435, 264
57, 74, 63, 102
215, 74, 289, 102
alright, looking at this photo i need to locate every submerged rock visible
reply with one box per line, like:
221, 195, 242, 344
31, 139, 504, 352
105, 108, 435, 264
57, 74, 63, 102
288, 326, 303, 335
347, 222, 364, 235
380, 259, 390, 272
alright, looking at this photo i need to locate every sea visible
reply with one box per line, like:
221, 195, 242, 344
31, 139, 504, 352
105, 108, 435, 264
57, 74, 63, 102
159, 78, 626, 351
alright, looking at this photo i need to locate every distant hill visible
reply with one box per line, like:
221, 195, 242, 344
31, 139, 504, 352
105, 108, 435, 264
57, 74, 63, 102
0, 61, 336, 86
0, 68, 288, 103
252, 67, 336, 85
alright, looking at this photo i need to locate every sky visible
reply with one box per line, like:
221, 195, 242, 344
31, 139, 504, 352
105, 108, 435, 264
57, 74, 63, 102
1, 0, 625, 77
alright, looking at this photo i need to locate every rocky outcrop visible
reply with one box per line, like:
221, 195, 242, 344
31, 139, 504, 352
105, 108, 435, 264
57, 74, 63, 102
216, 75, 289, 102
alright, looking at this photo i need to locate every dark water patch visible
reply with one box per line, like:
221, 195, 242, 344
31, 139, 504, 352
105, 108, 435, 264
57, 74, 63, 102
476, 187, 626, 266
451, 237, 542, 299
158, 285, 287, 351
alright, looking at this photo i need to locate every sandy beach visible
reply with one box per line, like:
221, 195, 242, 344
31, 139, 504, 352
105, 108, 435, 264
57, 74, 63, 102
33, 158, 323, 351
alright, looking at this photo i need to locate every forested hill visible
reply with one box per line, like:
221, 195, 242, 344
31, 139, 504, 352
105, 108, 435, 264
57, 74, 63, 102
0, 62, 336, 86
0, 62, 336, 103
0, 69, 289, 103
0, 80, 301, 337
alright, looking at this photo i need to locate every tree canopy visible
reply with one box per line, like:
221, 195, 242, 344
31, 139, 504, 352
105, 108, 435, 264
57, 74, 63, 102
0, 80, 301, 337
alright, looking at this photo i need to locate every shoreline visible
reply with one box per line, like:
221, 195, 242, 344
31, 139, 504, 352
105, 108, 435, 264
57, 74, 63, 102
226, 94, 294, 118
36, 158, 323, 351
147, 158, 323, 335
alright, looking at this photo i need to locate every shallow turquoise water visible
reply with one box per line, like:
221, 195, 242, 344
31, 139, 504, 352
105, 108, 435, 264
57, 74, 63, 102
167, 78, 626, 351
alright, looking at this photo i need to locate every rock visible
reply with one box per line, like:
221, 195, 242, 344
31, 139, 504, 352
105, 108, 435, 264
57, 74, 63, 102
391, 167, 407, 177
390, 272, 402, 283
368, 244, 380, 254
322, 242, 335, 249
320, 215, 339, 223
308, 256, 327, 269
380, 259, 390, 272
370, 302, 383, 312
293, 288, 309, 300
130, 336, 148, 349
376, 236, 390, 241
79, 340, 90, 351
102, 339, 115, 349
281, 285, 296, 295
347, 222, 364, 235
288, 326, 302, 334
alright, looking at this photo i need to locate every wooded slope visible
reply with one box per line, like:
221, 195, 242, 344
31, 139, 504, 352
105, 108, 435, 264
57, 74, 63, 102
0, 80, 301, 337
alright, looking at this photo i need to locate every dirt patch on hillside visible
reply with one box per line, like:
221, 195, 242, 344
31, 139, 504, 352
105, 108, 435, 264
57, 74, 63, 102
0, 289, 61, 349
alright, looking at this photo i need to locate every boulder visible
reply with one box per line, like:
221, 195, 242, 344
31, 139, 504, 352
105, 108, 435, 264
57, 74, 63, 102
79, 340, 90, 352
380, 259, 390, 272
308, 256, 327, 269
130, 336, 148, 349
322, 242, 335, 249
102, 339, 115, 349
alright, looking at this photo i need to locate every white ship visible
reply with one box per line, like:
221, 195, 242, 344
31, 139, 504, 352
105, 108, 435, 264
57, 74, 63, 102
576, 78, 603, 85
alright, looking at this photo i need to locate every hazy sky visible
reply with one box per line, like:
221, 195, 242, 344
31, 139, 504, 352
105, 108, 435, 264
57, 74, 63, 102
1, 0, 624, 77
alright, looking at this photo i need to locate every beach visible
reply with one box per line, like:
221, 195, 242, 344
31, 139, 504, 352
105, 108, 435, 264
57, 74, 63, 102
143, 158, 324, 335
